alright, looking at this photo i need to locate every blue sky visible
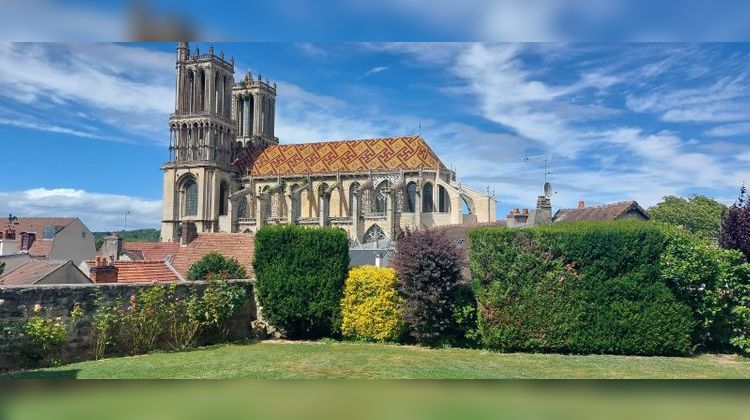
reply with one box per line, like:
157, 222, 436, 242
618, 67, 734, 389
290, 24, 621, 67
0, 42, 749, 231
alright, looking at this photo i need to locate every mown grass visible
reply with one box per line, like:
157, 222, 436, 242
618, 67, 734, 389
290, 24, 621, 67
3, 340, 749, 379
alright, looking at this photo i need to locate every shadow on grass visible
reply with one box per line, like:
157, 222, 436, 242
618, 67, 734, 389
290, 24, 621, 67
1, 369, 81, 380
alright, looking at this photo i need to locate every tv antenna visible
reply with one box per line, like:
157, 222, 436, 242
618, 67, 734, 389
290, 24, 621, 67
524, 154, 559, 184
123, 210, 132, 233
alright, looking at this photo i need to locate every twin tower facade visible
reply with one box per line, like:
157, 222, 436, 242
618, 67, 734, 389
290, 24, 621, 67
161, 42, 277, 241
161, 42, 497, 244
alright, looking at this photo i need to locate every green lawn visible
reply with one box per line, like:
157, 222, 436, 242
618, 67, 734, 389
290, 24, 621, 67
3, 341, 749, 379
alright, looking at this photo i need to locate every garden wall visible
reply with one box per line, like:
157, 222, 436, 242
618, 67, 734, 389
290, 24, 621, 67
0, 281, 257, 372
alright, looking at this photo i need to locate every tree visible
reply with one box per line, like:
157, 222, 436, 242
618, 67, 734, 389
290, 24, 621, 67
186, 252, 247, 280
649, 195, 727, 240
720, 185, 750, 261
392, 228, 466, 346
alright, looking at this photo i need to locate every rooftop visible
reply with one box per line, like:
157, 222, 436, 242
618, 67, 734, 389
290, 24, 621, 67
87, 260, 181, 283
553, 200, 649, 222
170, 233, 255, 278
237, 135, 448, 177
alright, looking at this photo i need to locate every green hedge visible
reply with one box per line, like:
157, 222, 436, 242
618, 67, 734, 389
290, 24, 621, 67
253, 225, 350, 339
468, 221, 694, 356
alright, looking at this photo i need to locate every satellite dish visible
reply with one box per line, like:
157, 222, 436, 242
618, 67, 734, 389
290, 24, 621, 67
544, 182, 554, 198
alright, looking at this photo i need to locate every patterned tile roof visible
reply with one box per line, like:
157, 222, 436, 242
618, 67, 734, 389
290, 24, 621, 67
553, 201, 650, 222
238, 136, 448, 177
170, 233, 254, 278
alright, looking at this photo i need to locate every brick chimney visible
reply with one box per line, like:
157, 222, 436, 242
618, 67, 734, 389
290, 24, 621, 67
578, 200, 585, 209
506, 207, 530, 228
90, 256, 118, 283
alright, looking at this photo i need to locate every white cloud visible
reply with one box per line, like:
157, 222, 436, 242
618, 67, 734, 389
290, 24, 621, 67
360, 66, 389, 78
0, 117, 114, 141
295, 43, 328, 57
0, 43, 174, 143
625, 76, 750, 123
0, 188, 162, 232
705, 122, 750, 137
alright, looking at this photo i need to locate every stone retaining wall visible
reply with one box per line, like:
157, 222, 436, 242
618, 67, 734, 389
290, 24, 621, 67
0, 280, 257, 372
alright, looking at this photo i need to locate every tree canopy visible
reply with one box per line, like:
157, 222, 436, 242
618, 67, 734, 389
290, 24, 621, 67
649, 195, 727, 240
720, 185, 750, 261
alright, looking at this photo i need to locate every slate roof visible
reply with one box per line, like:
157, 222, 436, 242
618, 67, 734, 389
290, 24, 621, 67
553, 201, 649, 222
6, 217, 77, 257
1, 259, 72, 286
235, 136, 448, 177
170, 233, 254, 278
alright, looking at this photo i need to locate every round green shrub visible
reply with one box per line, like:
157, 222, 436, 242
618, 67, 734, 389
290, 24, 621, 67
187, 252, 247, 280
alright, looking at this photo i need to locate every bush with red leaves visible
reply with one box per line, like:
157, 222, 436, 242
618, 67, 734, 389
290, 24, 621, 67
392, 228, 466, 346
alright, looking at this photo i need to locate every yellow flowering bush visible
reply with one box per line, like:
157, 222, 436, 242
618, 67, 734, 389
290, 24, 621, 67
340, 266, 404, 342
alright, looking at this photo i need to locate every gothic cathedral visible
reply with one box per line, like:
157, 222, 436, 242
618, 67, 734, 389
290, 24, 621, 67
161, 42, 496, 244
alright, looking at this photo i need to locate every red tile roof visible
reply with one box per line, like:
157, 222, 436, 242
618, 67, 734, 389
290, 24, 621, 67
235, 136, 448, 177
7, 217, 77, 257
553, 201, 650, 222
170, 233, 254, 278
86, 260, 181, 283
121, 242, 181, 261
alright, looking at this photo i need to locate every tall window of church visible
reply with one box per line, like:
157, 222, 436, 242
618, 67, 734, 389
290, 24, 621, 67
349, 183, 360, 218
184, 179, 198, 216
261, 186, 272, 220
215, 73, 221, 114
438, 185, 450, 213
405, 182, 417, 212
187, 71, 194, 112
373, 182, 388, 213
199, 70, 206, 111
422, 183, 434, 213
219, 182, 229, 216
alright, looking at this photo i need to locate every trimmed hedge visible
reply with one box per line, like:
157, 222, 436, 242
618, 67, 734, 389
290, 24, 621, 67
468, 221, 694, 356
253, 225, 350, 339
340, 266, 404, 342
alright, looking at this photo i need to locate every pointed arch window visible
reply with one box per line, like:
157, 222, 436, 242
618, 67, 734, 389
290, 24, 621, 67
422, 183, 434, 213
438, 185, 450, 213
184, 178, 198, 216
405, 182, 417, 212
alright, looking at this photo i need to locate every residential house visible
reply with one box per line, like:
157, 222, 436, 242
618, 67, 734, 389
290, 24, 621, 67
0, 259, 92, 287
4, 217, 96, 266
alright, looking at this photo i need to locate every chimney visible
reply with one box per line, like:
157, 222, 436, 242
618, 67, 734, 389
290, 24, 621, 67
179, 222, 198, 246
102, 232, 123, 261
536, 195, 553, 225
90, 258, 118, 283
0, 236, 18, 256
578, 201, 585, 209
506, 207, 530, 228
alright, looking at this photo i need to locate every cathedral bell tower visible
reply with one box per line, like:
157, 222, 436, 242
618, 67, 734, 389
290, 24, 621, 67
161, 42, 237, 242
232, 70, 278, 148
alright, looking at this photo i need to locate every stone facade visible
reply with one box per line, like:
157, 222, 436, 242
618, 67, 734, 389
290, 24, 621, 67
161, 43, 496, 244
0, 281, 256, 372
